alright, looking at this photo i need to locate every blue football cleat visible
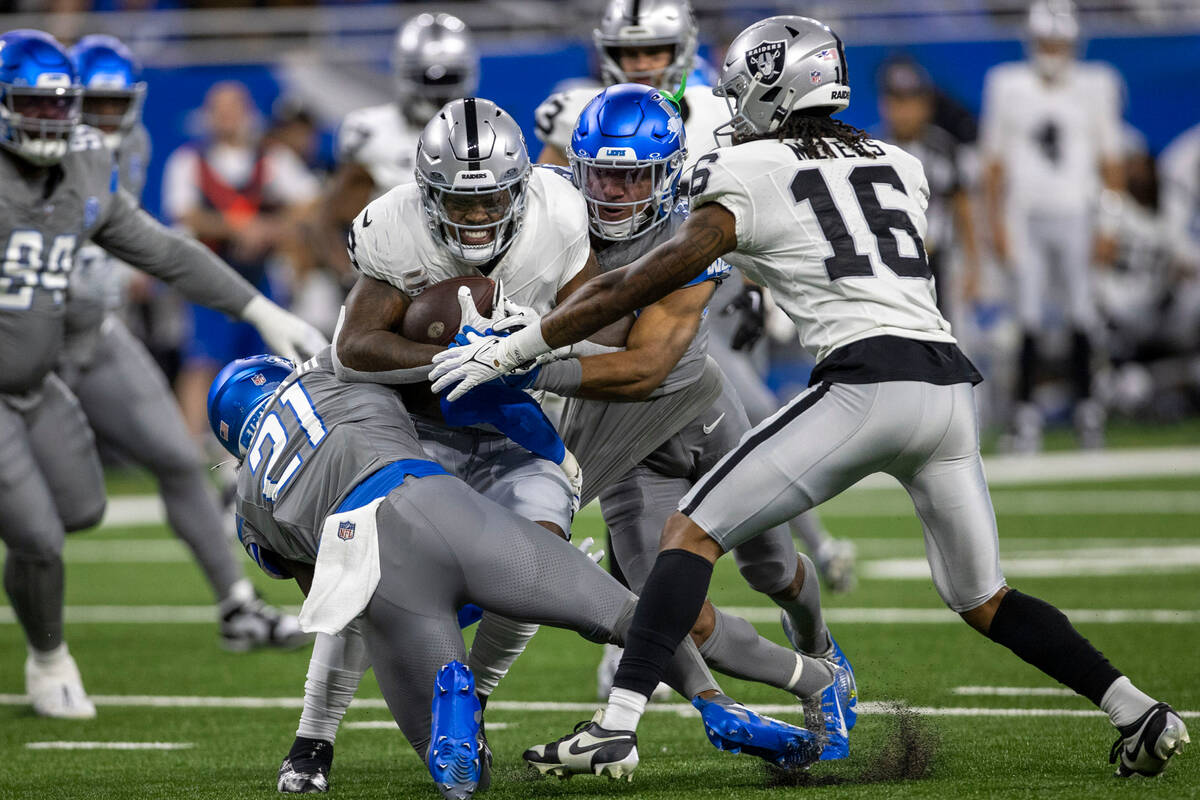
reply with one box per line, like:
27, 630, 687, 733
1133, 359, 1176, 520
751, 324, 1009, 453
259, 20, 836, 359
781, 611, 858, 730
693, 694, 822, 769
817, 662, 853, 761
428, 661, 486, 800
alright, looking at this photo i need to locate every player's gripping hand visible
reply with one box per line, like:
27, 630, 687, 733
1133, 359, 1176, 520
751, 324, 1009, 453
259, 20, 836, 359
491, 281, 541, 334
431, 330, 529, 400
241, 295, 329, 362
722, 285, 765, 351
456, 285, 497, 337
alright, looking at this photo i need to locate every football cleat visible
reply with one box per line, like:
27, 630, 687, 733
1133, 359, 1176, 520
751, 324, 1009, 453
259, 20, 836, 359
428, 661, 487, 800
522, 710, 638, 780
277, 737, 333, 793
815, 662, 853, 760
219, 589, 312, 652
25, 646, 96, 720
815, 538, 858, 594
693, 694, 821, 768
1109, 702, 1189, 777
781, 613, 858, 730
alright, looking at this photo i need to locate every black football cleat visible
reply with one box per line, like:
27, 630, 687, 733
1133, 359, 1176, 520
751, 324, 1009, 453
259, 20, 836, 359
1109, 702, 1189, 777
278, 737, 333, 793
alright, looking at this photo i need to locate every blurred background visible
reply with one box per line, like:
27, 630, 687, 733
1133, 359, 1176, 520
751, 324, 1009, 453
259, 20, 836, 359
7, 0, 1200, 449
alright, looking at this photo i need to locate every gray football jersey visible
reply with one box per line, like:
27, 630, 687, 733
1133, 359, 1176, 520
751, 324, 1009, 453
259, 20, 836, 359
235, 348, 428, 565
63, 125, 153, 363
592, 204, 723, 398
0, 125, 255, 395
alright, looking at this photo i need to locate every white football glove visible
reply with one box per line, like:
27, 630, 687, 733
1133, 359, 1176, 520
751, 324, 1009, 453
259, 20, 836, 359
241, 295, 329, 362
430, 332, 519, 399
456, 285, 496, 336
490, 280, 541, 334
575, 536, 605, 566
560, 448, 583, 517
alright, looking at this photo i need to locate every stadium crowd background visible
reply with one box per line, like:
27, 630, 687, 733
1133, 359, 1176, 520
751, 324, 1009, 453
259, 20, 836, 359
5, 0, 1199, 447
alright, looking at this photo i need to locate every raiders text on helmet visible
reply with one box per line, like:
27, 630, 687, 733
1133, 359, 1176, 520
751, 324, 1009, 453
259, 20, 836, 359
713, 16, 850, 141
594, 0, 698, 91
415, 98, 531, 263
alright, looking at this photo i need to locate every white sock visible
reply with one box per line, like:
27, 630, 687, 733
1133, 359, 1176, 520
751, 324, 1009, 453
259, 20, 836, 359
28, 642, 68, 667
219, 578, 256, 612
600, 687, 647, 732
1100, 676, 1157, 728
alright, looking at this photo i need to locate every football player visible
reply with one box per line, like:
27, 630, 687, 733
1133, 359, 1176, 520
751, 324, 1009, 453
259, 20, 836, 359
981, 0, 1124, 451
541, 83, 853, 744
533, 0, 729, 176
0, 29, 326, 719
210, 350, 744, 799
432, 15, 1189, 780
316, 12, 478, 278
58, 34, 308, 652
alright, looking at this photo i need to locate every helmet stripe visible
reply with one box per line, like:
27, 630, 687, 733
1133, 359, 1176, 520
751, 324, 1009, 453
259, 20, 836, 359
463, 96, 480, 170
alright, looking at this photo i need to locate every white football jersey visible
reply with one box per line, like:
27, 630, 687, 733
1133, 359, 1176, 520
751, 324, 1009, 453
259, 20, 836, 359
349, 166, 590, 313
534, 83, 731, 175
1160, 122, 1200, 269
689, 138, 954, 364
980, 61, 1122, 214
336, 103, 424, 196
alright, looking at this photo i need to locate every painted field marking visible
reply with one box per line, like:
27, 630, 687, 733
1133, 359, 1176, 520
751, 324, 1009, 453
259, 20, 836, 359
344, 720, 513, 731
25, 741, 194, 750
952, 687, 1076, 697
2, 606, 1197, 626
1, 695, 1196, 720
866, 545, 1200, 580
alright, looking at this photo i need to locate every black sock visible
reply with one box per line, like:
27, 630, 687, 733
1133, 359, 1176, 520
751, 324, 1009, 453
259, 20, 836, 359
1018, 332, 1038, 403
986, 590, 1121, 706
1070, 328, 1093, 399
613, 549, 713, 699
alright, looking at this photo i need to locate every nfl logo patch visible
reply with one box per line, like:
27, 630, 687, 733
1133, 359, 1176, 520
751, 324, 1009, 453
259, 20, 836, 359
219, 420, 229, 441
338, 521, 356, 541
251, 372, 266, 386
810, 69, 823, 85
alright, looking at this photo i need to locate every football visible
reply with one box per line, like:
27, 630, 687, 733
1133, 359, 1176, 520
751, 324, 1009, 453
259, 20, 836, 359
401, 276, 495, 346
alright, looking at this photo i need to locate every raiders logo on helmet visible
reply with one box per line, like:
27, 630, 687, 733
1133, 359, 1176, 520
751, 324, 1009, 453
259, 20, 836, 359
746, 39, 786, 85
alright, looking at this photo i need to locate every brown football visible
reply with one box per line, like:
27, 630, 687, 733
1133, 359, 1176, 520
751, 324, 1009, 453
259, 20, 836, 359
401, 275, 495, 346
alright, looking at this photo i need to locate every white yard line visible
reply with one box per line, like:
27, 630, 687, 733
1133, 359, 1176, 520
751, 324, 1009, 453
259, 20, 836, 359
24, 741, 194, 750
1, 694, 1196, 720
344, 720, 513, 731
1, 605, 1196, 625
952, 687, 1077, 697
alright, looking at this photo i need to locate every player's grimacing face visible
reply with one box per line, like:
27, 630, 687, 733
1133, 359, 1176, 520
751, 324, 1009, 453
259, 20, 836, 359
440, 189, 512, 246
585, 166, 654, 222
615, 45, 674, 87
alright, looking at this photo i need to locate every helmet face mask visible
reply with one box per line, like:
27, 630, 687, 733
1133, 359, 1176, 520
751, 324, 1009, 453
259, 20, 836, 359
594, 0, 698, 92
568, 83, 686, 242
416, 98, 531, 264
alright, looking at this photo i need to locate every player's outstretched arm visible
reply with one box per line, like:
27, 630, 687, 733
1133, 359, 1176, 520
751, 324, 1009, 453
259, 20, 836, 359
333, 274, 445, 384
92, 189, 327, 361
430, 203, 736, 400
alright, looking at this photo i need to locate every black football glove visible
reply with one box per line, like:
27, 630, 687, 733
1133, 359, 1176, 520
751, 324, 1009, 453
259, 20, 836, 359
721, 285, 765, 352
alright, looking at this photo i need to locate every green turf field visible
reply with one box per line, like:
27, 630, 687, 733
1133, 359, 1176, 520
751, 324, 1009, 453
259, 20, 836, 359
2, 455, 1198, 799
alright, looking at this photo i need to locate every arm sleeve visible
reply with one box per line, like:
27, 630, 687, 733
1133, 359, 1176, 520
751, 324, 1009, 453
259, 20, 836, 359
92, 189, 257, 317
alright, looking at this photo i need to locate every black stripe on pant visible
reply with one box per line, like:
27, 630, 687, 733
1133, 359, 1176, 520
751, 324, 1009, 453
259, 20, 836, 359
681, 381, 832, 517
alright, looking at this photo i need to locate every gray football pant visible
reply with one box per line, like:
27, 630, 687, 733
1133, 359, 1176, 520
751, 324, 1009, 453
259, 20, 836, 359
362, 474, 716, 756
66, 316, 241, 600
683, 381, 1005, 613
0, 375, 106, 651
707, 334, 833, 556
1010, 210, 1097, 331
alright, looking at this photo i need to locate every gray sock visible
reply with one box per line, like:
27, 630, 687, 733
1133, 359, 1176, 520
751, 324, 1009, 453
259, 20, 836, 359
699, 608, 833, 698
4, 554, 65, 651
774, 553, 831, 655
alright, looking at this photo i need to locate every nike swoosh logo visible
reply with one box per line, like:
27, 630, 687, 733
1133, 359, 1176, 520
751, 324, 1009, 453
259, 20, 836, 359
362, 210, 372, 228
702, 413, 725, 435
567, 738, 629, 756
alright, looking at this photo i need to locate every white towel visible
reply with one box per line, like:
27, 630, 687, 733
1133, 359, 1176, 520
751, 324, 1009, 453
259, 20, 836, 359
298, 498, 385, 636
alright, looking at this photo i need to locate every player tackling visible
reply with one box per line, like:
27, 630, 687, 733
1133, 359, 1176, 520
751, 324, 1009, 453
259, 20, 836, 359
432, 15, 1189, 780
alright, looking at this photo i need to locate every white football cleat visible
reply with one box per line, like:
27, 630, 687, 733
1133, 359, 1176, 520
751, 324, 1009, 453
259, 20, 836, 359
219, 582, 312, 652
1110, 702, 1189, 777
25, 645, 96, 720
814, 538, 858, 594
523, 710, 638, 780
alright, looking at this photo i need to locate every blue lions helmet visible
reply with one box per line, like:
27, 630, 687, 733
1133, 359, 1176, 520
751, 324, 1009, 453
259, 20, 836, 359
0, 30, 81, 166
70, 34, 146, 150
568, 83, 687, 241
208, 355, 295, 459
